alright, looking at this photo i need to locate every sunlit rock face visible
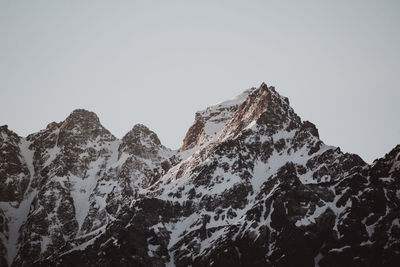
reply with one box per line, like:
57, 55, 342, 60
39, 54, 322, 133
0, 84, 399, 267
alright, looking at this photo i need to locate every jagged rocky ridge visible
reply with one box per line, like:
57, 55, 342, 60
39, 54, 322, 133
0, 84, 399, 266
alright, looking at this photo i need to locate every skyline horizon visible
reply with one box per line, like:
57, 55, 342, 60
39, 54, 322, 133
1, 1, 399, 164
1, 81, 397, 164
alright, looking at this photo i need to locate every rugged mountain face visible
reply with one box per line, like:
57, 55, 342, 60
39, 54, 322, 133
0, 83, 399, 267
0, 110, 173, 267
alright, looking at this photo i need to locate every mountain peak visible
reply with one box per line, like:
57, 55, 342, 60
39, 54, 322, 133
0, 125, 20, 142
60, 109, 102, 130
0, 124, 8, 131
64, 109, 100, 125
56, 109, 114, 145
218, 83, 298, 141
259, 81, 268, 89
120, 124, 165, 158
180, 83, 291, 151
180, 87, 254, 151
123, 124, 161, 145
2, 83, 400, 267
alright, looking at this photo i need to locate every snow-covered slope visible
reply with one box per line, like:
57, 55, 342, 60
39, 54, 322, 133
0, 126, 36, 266
0, 110, 173, 266
1, 84, 399, 267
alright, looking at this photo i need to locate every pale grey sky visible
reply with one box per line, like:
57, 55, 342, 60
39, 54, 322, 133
1, 0, 399, 163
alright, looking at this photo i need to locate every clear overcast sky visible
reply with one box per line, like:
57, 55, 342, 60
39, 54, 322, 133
1, 0, 399, 163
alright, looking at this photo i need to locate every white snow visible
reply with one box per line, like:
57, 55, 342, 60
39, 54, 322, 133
314, 252, 323, 267
0, 138, 37, 265
295, 205, 328, 227
69, 166, 102, 235
252, 160, 271, 192
41, 236, 52, 253
379, 177, 394, 183
62, 224, 107, 254
329, 245, 351, 253
43, 146, 61, 167
147, 243, 160, 257
212, 88, 253, 108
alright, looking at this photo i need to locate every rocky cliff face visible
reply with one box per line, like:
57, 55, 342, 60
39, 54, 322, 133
0, 110, 173, 267
0, 84, 399, 267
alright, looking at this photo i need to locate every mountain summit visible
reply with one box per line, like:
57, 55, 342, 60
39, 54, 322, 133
0, 83, 399, 267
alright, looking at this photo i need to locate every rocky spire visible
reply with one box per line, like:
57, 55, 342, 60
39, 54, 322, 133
120, 124, 165, 159
218, 83, 300, 141
56, 109, 115, 146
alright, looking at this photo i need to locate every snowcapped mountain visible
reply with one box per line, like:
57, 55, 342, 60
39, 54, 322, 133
0, 110, 173, 267
0, 84, 399, 266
